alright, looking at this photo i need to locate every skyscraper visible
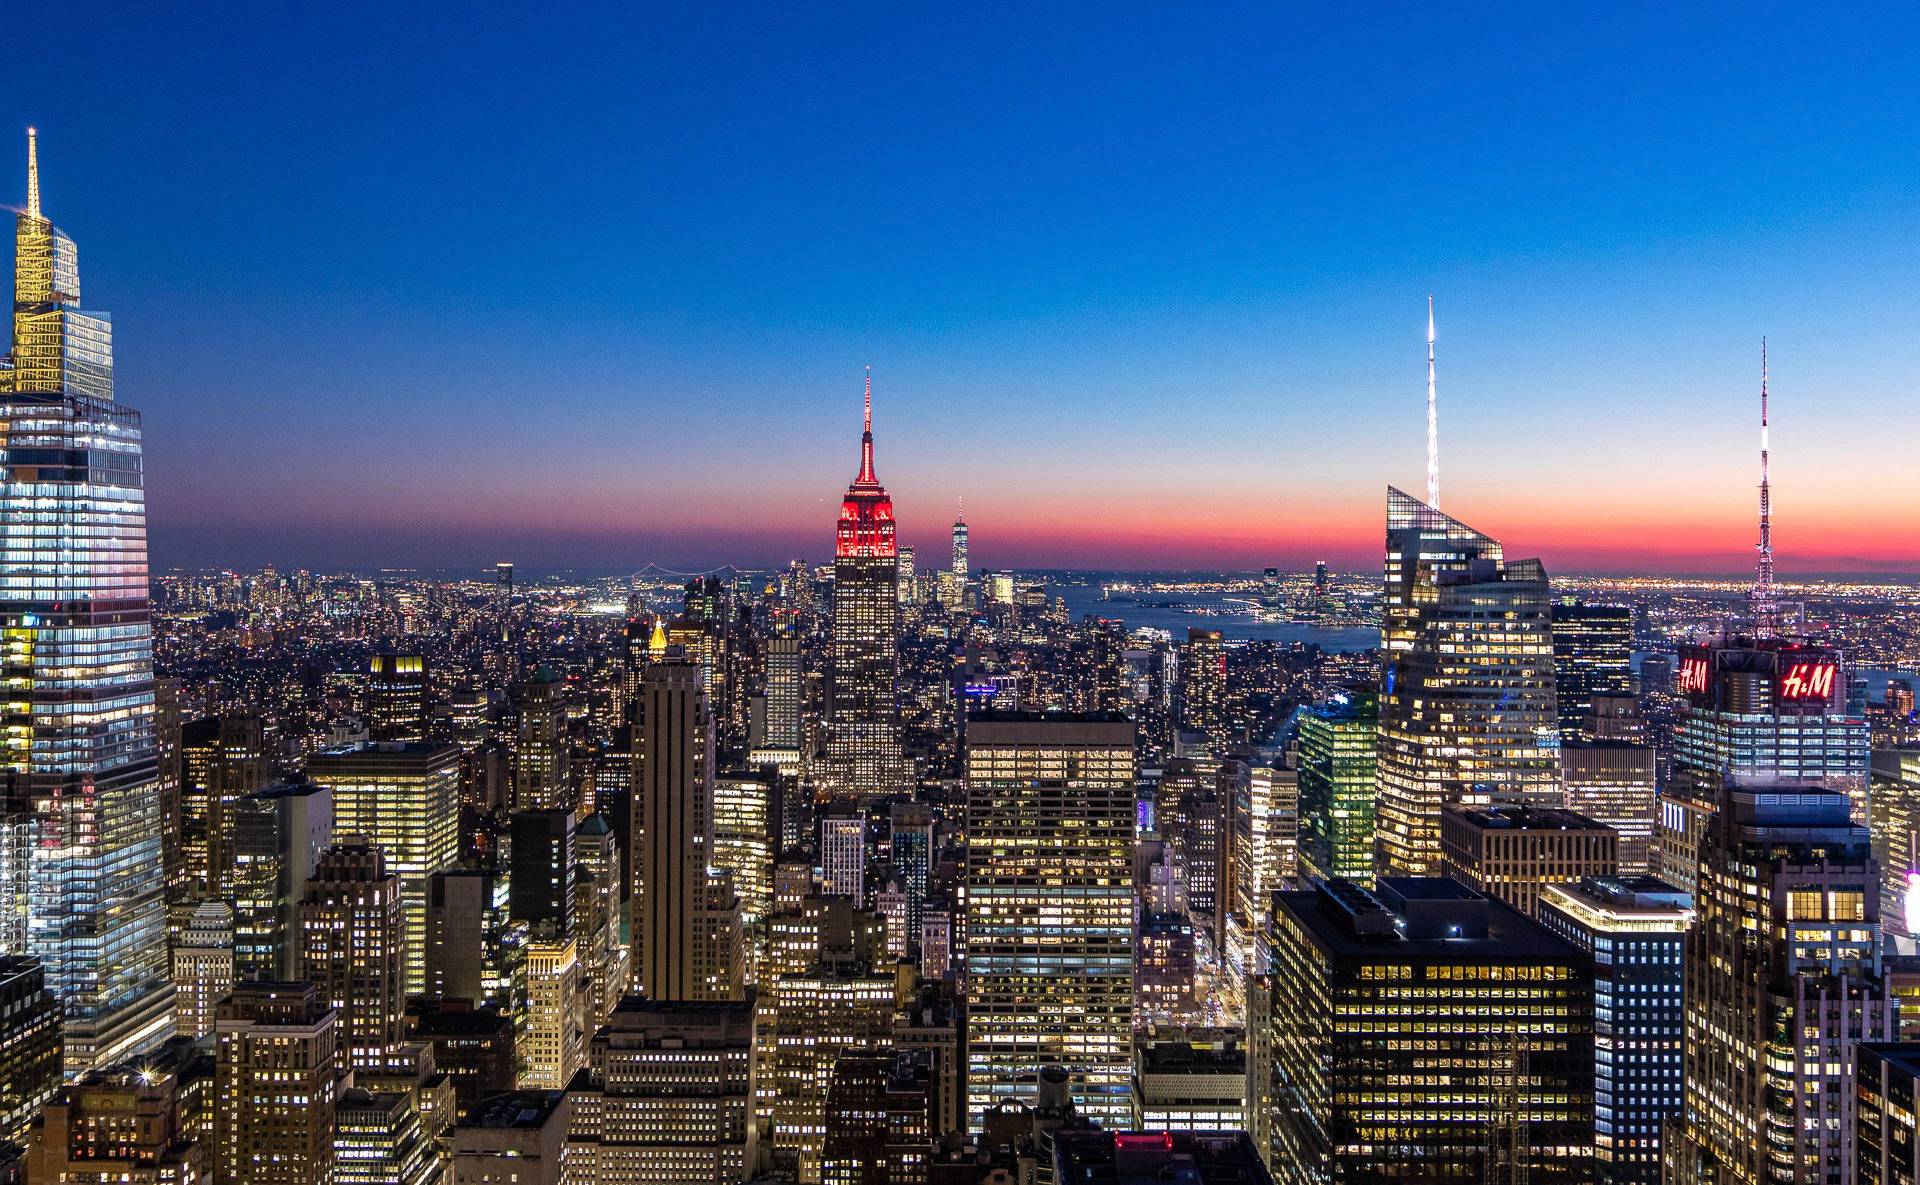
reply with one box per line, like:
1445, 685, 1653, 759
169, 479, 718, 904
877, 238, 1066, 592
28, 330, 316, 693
298, 840, 405, 1070
215, 981, 341, 1185
229, 779, 333, 980
573, 997, 756, 1183
1551, 600, 1635, 741
1376, 488, 1560, 876
1179, 628, 1226, 738
1539, 877, 1692, 1185
179, 715, 269, 898
519, 930, 583, 1090
513, 668, 574, 813
1296, 688, 1378, 884
1671, 634, 1870, 815
826, 369, 907, 800
820, 815, 868, 903
368, 653, 429, 742
0, 954, 60, 1144
940, 504, 970, 612
963, 712, 1135, 1129
310, 740, 461, 997
0, 129, 172, 1071
633, 659, 741, 1001
1253, 878, 1596, 1182
1666, 784, 1896, 1185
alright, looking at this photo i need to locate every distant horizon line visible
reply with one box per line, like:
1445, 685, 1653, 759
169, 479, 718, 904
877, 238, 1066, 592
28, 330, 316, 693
151, 561, 1920, 585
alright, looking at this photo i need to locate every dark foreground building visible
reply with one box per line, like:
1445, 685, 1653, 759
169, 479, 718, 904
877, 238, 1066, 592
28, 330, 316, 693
1252, 877, 1595, 1183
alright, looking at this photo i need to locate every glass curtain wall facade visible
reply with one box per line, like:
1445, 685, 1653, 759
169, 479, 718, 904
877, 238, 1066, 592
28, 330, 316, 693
1, 131, 171, 1071
1376, 487, 1560, 876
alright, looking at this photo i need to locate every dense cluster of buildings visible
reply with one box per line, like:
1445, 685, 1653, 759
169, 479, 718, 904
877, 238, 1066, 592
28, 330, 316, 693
6, 130, 1920, 1185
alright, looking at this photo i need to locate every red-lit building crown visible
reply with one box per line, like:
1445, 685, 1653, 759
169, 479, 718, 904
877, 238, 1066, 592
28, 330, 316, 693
836, 368, 896, 559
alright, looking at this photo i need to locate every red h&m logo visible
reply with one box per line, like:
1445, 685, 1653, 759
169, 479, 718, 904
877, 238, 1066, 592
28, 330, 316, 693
1677, 656, 1711, 696
1778, 662, 1837, 702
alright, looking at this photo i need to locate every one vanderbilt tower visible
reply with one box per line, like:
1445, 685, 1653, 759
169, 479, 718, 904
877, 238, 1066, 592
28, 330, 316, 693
0, 130, 173, 1069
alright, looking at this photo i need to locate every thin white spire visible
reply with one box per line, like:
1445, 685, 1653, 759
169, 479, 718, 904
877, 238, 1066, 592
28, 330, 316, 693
25, 126, 41, 220
1426, 294, 1440, 509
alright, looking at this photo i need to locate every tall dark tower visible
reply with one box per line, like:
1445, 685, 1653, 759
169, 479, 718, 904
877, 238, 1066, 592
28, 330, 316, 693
826, 368, 907, 799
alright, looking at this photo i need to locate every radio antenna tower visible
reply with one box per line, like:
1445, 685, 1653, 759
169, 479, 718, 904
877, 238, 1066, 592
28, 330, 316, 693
1752, 338, 1776, 637
1426, 295, 1440, 509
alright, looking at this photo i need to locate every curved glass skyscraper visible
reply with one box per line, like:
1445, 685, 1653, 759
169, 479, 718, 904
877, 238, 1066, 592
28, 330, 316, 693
0, 130, 172, 1070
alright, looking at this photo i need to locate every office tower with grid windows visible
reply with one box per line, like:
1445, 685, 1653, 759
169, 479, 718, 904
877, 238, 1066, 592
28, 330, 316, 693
1179, 628, 1226, 738
179, 715, 269, 898
1539, 876, 1691, 1185
310, 740, 461, 996
214, 981, 341, 1185
962, 712, 1136, 1129
1251, 877, 1595, 1181
0, 954, 60, 1145
1438, 803, 1619, 919
297, 840, 405, 1070
1664, 785, 1895, 1185
1551, 600, 1634, 742
368, 653, 430, 742
0, 131, 172, 1072
1376, 488, 1560, 876
573, 997, 756, 1183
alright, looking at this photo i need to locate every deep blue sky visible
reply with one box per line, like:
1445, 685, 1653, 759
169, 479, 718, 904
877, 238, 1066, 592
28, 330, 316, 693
6, 4, 1920, 573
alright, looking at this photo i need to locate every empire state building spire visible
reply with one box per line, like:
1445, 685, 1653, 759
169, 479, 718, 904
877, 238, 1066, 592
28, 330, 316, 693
857, 364, 877, 484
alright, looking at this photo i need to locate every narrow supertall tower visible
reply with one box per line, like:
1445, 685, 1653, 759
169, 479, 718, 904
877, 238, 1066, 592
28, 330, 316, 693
1751, 338, 1776, 637
1426, 294, 1440, 509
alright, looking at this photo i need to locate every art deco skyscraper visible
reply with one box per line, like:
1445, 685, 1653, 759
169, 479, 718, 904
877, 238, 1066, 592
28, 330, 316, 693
1375, 488, 1560, 876
826, 370, 907, 799
0, 129, 172, 1071
633, 659, 742, 1001
963, 712, 1135, 1129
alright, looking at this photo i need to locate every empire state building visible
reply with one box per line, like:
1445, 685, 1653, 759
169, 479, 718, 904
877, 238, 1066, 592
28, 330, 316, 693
0, 130, 173, 1069
825, 369, 908, 799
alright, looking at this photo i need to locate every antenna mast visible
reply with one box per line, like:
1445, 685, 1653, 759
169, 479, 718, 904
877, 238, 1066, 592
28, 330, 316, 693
1753, 338, 1775, 637
1426, 295, 1440, 509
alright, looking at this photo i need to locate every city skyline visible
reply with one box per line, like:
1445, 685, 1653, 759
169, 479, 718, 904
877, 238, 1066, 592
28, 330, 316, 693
7, 7, 1920, 574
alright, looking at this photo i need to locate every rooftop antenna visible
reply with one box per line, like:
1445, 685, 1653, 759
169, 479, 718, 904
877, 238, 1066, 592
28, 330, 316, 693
857, 365, 877, 483
26, 126, 41, 219
1426, 295, 1440, 509
1752, 338, 1776, 636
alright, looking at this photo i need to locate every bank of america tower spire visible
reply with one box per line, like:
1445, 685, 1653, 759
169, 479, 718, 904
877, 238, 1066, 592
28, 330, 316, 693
825, 366, 908, 799
0, 130, 173, 1069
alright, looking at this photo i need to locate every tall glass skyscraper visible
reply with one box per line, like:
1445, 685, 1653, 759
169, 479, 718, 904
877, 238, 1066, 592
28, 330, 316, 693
0, 130, 173, 1070
1375, 487, 1560, 876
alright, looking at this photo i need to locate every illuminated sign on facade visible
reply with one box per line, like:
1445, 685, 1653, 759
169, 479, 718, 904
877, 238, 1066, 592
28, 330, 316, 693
1777, 662, 1837, 702
1677, 656, 1711, 697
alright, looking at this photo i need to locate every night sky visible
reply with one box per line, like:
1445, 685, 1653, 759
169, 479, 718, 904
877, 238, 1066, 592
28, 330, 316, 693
7, 4, 1920, 575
